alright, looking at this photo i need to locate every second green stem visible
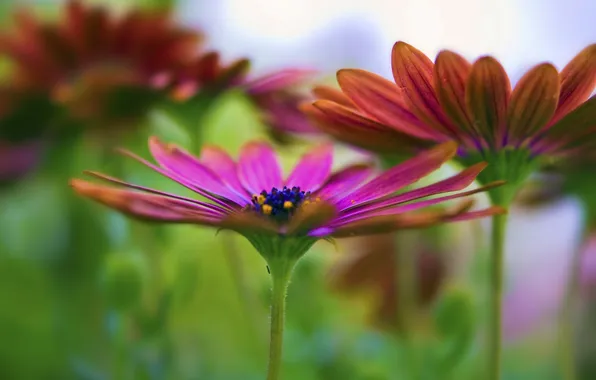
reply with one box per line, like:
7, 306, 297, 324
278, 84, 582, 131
488, 213, 507, 380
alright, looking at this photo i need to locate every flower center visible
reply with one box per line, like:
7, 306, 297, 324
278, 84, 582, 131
251, 186, 317, 222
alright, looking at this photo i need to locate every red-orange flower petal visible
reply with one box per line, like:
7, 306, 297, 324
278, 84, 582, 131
337, 69, 438, 140
552, 44, 596, 124
434, 50, 475, 137
391, 41, 456, 137
465, 56, 511, 148
507, 63, 560, 144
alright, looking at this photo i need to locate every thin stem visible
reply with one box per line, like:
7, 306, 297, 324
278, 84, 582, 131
558, 226, 587, 380
266, 259, 296, 380
488, 213, 507, 380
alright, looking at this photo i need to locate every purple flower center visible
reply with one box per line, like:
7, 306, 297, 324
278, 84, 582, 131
251, 186, 313, 221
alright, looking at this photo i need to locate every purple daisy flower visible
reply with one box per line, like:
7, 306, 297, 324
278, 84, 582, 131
70, 137, 502, 379
71, 137, 502, 248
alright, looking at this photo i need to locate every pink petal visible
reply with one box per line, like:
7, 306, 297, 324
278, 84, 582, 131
244, 68, 317, 94
315, 164, 375, 201
118, 149, 237, 211
148, 137, 249, 205
285, 143, 333, 192
237, 141, 283, 195
333, 162, 488, 223
199, 144, 246, 195
336, 141, 458, 210
334, 181, 503, 227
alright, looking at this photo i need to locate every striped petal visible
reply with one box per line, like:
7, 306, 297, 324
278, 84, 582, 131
337, 181, 503, 226
237, 141, 283, 195
507, 63, 560, 144
330, 203, 504, 237
391, 41, 457, 137
315, 164, 374, 201
337, 69, 438, 140
285, 143, 333, 192
199, 144, 246, 195
333, 162, 489, 222
312, 85, 355, 108
434, 50, 475, 136
148, 137, 248, 205
336, 141, 458, 210
70, 179, 224, 224
465, 56, 511, 148
552, 44, 596, 124
306, 101, 432, 153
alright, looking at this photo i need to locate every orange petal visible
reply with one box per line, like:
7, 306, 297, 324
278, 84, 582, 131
391, 41, 457, 137
337, 69, 437, 140
312, 85, 354, 107
465, 56, 511, 148
507, 63, 560, 144
286, 201, 337, 235
304, 100, 432, 153
553, 44, 596, 124
434, 50, 475, 136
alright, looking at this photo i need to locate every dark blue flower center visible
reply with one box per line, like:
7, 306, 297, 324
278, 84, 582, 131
251, 186, 313, 222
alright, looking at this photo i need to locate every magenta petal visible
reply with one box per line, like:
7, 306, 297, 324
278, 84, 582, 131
244, 68, 317, 95
238, 141, 283, 195
336, 142, 457, 210
333, 183, 496, 227
148, 137, 249, 205
84, 171, 229, 215
285, 143, 333, 192
199, 144, 246, 195
315, 164, 374, 201
118, 149, 238, 211
332, 162, 487, 222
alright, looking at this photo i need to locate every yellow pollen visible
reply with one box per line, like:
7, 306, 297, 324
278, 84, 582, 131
257, 195, 266, 205
302, 200, 311, 206
283, 201, 293, 209
262, 204, 273, 215
315, 197, 321, 202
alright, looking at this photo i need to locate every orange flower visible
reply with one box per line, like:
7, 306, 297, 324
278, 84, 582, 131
305, 41, 596, 159
304, 42, 596, 205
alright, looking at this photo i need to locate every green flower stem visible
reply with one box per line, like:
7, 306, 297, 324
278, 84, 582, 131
488, 212, 507, 380
558, 225, 587, 380
266, 258, 297, 380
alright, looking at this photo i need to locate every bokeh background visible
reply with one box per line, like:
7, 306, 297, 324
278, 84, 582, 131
1, 0, 595, 379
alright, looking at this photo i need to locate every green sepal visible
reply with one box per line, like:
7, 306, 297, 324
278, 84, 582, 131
459, 147, 538, 206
